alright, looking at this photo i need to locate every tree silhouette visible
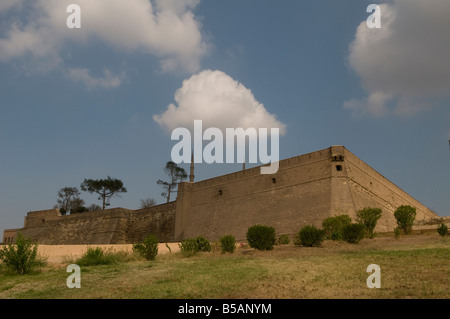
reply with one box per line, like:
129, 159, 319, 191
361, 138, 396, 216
56, 187, 85, 215
157, 161, 187, 203
80, 176, 127, 210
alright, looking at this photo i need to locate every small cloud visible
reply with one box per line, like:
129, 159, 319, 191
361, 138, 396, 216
66, 68, 123, 89
153, 69, 287, 134
344, 92, 391, 118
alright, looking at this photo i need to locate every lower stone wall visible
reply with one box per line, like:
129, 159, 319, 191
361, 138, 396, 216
16, 204, 176, 244
125, 203, 176, 243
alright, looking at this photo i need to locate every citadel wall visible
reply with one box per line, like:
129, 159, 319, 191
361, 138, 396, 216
341, 148, 436, 231
15, 203, 176, 244
174, 145, 439, 241
2, 146, 440, 244
175, 147, 335, 241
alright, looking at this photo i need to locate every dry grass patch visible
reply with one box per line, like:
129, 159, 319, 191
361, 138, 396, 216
0, 233, 448, 299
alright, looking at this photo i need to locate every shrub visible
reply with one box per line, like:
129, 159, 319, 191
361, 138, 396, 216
277, 234, 290, 245
437, 224, 448, 237
394, 205, 416, 235
220, 235, 236, 253
394, 227, 401, 240
179, 238, 199, 256
246, 225, 276, 250
76, 247, 119, 266
178, 236, 212, 256
294, 225, 325, 247
356, 207, 382, 238
0, 233, 47, 275
196, 236, 212, 252
322, 215, 352, 240
133, 234, 159, 260
342, 223, 365, 244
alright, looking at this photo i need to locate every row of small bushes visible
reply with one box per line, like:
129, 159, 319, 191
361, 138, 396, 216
243, 223, 362, 249
178, 205, 444, 253
179, 235, 237, 256
322, 207, 382, 241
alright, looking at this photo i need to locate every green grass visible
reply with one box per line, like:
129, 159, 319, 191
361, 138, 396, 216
0, 234, 449, 299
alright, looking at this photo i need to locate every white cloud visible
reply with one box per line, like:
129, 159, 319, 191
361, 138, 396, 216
153, 69, 287, 134
0, 0, 208, 78
345, 0, 450, 117
66, 68, 123, 89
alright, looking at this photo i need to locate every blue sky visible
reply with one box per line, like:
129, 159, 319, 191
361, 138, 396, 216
1, 0, 449, 235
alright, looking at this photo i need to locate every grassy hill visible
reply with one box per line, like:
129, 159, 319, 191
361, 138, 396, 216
0, 232, 449, 299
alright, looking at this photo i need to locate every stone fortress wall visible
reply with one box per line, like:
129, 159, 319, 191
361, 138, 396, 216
174, 146, 437, 241
4, 204, 176, 244
2, 146, 442, 244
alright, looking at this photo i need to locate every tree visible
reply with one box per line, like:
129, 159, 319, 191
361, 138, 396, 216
56, 187, 85, 215
394, 205, 416, 235
356, 207, 382, 238
69, 198, 87, 214
140, 198, 156, 209
157, 161, 187, 203
80, 176, 127, 210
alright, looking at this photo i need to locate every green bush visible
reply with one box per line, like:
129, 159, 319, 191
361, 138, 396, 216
178, 236, 212, 256
356, 207, 382, 238
277, 234, 290, 245
220, 235, 236, 253
0, 233, 47, 275
394, 227, 401, 240
342, 224, 365, 244
394, 205, 416, 235
294, 225, 325, 247
196, 236, 212, 252
76, 247, 119, 266
179, 238, 199, 256
133, 234, 159, 260
437, 224, 448, 237
322, 215, 352, 240
246, 225, 276, 250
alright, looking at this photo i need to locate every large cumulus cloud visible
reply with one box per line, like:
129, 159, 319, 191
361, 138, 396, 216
345, 0, 450, 117
153, 70, 287, 135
